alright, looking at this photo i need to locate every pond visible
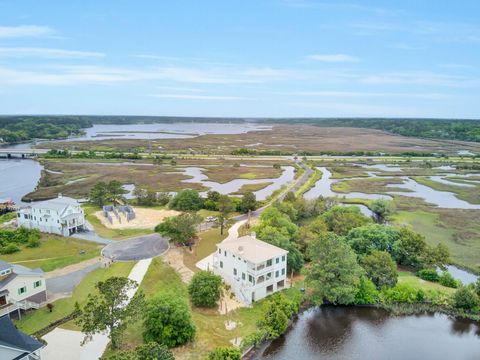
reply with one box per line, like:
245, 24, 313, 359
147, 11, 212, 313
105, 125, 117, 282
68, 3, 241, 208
255, 306, 480, 360
61, 122, 271, 141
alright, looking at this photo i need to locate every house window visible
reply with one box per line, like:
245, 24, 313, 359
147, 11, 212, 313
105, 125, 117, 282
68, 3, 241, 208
233, 254, 235, 259
34, 280, 42, 288
282, 255, 286, 262
220, 261, 223, 269
248, 274, 254, 283
281, 268, 285, 275
276, 257, 279, 264
224, 251, 227, 257
24, 214, 28, 219
242, 272, 245, 280
18, 286, 27, 295
218, 248, 221, 254
276, 270, 279, 278
233, 268, 237, 276
266, 259, 272, 267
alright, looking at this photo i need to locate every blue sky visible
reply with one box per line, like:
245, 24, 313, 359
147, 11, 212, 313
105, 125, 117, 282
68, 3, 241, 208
0, 0, 479, 118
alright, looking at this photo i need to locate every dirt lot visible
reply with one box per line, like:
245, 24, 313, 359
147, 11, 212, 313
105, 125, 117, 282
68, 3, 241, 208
95, 207, 180, 229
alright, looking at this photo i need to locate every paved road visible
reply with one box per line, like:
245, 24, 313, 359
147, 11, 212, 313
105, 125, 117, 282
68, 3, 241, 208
102, 233, 169, 261
46, 263, 100, 297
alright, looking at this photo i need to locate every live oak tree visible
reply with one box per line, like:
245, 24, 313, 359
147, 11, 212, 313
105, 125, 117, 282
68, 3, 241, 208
322, 206, 371, 236
74, 277, 144, 349
89, 180, 127, 206
155, 213, 201, 245
239, 191, 257, 213
304, 232, 362, 305
360, 250, 398, 289
143, 295, 196, 348
169, 189, 203, 211
188, 270, 223, 308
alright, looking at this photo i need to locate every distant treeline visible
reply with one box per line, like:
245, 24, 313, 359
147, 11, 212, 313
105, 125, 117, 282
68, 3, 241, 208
1, 116, 479, 144
273, 118, 480, 143
0, 116, 92, 144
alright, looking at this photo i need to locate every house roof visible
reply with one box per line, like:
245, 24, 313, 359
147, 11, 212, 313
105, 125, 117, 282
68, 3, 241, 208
218, 235, 288, 264
22, 196, 80, 214
0, 315, 43, 358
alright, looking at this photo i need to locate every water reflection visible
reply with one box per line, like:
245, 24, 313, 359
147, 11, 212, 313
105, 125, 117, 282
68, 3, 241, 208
256, 306, 480, 360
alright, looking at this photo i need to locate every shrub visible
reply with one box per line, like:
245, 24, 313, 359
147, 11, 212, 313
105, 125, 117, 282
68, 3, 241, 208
0, 243, 20, 254
438, 272, 459, 288
417, 268, 439, 282
188, 271, 223, 308
143, 295, 196, 348
381, 283, 419, 304
26, 237, 41, 248
354, 276, 379, 305
452, 287, 479, 311
207, 347, 242, 360
258, 293, 299, 339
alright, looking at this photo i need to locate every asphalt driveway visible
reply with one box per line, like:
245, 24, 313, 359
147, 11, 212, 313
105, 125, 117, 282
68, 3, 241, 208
102, 233, 169, 261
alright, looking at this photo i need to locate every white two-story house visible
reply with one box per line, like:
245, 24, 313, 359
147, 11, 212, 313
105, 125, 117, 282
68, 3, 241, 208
17, 195, 85, 236
0, 260, 46, 318
212, 234, 288, 304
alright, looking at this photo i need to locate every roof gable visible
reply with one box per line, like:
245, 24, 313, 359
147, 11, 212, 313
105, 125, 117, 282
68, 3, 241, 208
0, 315, 43, 354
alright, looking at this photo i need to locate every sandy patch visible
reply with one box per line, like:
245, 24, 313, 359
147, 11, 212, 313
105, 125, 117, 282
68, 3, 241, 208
218, 289, 246, 314
95, 207, 179, 229
162, 247, 194, 283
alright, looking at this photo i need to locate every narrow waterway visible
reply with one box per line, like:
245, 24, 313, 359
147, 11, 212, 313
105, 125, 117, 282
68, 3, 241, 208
255, 306, 480, 360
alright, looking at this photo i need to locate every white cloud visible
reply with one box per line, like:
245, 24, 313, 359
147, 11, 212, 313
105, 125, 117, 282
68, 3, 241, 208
149, 94, 246, 100
0, 25, 54, 38
0, 47, 105, 58
306, 54, 360, 62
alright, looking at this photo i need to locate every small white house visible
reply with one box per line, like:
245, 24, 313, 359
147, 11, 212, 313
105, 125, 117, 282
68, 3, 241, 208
212, 234, 288, 304
17, 195, 86, 236
0, 260, 46, 318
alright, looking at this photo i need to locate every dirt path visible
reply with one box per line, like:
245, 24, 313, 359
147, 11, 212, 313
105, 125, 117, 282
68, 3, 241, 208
44, 257, 101, 279
162, 247, 194, 283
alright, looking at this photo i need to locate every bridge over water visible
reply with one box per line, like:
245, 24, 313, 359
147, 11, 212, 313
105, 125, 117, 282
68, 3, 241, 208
0, 148, 49, 158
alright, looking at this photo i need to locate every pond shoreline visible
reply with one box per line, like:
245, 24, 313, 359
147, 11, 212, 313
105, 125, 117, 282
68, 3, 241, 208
248, 302, 480, 359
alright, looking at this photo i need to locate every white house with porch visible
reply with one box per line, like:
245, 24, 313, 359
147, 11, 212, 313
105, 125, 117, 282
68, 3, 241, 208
0, 260, 46, 318
17, 195, 85, 236
212, 234, 288, 304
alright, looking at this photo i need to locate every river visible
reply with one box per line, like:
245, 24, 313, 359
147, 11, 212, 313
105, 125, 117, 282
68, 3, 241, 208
255, 306, 480, 360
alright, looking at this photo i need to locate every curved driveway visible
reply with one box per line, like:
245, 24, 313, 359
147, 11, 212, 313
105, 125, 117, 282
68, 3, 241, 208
102, 233, 169, 261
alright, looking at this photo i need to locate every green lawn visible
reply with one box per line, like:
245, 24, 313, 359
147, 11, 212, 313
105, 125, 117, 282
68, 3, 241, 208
16, 261, 135, 335
398, 271, 455, 295
183, 228, 227, 273
83, 205, 154, 240
112, 257, 302, 360
0, 234, 102, 272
